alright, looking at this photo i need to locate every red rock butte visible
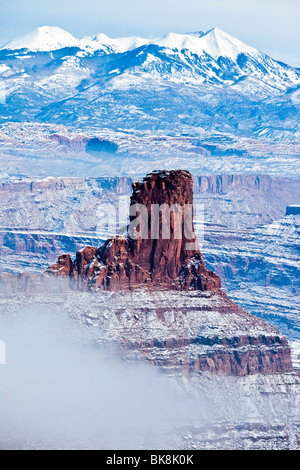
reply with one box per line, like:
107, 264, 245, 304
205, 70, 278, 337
46, 169, 221, 292
0, 169, 294, 376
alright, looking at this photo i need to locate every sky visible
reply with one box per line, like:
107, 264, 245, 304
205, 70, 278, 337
0, 0, 299, 66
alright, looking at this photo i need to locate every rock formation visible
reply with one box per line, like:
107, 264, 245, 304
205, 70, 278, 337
1, 169, 294, 377
46, 170, 221, 291
77, 289, 293, 377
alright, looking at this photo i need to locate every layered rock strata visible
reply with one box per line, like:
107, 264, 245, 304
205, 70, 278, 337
0, 286, 292, 376
1, 169, 294, 376
79, 289, 293, 377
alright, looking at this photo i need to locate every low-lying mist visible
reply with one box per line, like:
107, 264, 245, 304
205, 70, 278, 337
0, 297, 299, 450
0, 305, 207, 449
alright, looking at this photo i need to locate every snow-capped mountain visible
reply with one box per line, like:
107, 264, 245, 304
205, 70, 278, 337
0, 25, 276, 60
0, 26, 151, 54
1, 26, 79, 52
152, 27, 258, 59
78, 33, 150, 53
0, 26, 299, 140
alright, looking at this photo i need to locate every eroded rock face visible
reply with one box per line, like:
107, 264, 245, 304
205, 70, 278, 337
108, 289, 293, 376
1, 284, 292, 376
46, 170, 221, 291
0, 170, 295, 377
38, 170, 294, 377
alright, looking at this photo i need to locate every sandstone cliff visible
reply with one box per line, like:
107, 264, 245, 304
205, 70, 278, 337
0, 169, 294, 377
46, 170, 221, 291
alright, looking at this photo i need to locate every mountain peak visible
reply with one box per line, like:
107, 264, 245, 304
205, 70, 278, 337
202, 27, 259, 59
152, 27, 259, 60
1, 26, 78, 51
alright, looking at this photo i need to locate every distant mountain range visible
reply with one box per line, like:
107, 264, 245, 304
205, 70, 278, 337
0, 25, 262, 56
0, 26, 300, 141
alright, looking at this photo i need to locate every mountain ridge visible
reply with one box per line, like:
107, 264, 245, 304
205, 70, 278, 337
1, 26, 259, 57
0, 25, 299, 143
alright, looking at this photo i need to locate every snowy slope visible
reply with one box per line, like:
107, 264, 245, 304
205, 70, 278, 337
79, 33, 150, 53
